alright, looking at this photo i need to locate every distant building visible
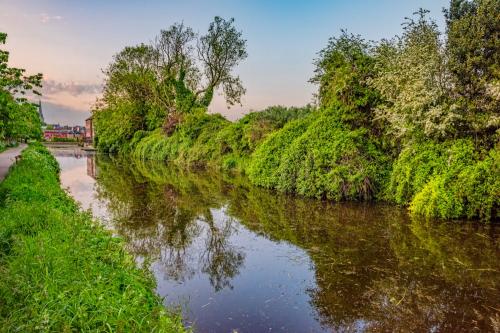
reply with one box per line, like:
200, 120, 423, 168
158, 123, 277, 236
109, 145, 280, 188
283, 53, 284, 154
43, 125, 86, 141
85, 116, 94, 144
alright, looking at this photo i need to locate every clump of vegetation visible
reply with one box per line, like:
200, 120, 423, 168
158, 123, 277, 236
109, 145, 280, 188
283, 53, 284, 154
131, 105, 314, 171
386, 140, 499, 220
0, 33, 43, 146
249, 108, 389, 200
247, 116, 314, 188
0, 144, 185, 332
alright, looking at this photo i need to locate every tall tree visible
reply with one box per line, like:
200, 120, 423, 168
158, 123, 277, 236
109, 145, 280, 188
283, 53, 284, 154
94, 17, 247, 150
371, 10, 456, 143
444, 0, 500, 142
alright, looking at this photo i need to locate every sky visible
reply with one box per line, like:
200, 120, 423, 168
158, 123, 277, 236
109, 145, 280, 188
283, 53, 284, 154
0, 0, 448, 125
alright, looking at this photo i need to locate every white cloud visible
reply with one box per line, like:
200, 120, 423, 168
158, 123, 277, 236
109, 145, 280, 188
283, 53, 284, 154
39, 13, 63, 24
43, 80, 102, 97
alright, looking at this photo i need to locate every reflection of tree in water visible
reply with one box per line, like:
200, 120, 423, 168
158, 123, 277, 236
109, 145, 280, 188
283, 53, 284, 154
200, 214, 244, 291
94, 156, 500, 332
225, 185, 500, 332
94, 157, 245, 291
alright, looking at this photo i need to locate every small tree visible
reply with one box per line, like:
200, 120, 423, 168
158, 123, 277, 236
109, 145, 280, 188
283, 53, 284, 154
0, 33, 43, 142
310, 31, 379, 128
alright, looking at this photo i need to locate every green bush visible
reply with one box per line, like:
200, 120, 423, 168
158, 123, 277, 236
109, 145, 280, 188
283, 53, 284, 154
131, 106, 314, 171
0, 143, 185, 332
389, 140, 499, 220
247, 116, 313, 188
249, 108, 389, 200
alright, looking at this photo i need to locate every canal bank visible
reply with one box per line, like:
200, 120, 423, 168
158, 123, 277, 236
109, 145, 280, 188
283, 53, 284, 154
0, 143, 185, 332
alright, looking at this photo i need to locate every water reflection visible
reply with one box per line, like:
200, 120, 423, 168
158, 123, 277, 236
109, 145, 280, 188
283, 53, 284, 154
54, 150, 500, 333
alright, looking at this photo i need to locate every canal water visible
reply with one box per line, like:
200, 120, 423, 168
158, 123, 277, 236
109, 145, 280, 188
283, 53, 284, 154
52, 149, 499, 333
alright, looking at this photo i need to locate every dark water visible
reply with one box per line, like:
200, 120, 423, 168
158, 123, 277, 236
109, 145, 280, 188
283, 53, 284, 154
52, 149, 500, 333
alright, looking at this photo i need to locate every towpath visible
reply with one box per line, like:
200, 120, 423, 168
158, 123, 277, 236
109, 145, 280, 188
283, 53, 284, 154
0, 144, 27, 182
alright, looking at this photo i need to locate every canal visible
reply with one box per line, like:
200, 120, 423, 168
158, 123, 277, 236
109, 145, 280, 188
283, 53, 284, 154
52, 149, 499, 332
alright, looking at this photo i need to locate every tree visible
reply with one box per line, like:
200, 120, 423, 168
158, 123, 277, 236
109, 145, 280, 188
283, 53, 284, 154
310, 31, 379, 129
444, 0, 500, 143
94, 17, 247, 151
0, 32, 43, 142
371, 10, 457, 143
197, 17, 247, 107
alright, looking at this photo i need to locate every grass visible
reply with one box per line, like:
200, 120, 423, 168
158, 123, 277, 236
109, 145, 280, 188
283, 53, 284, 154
0, 143, 185, 332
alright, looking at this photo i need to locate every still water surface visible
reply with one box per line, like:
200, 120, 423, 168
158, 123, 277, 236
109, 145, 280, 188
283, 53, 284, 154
52, 149, 499, 333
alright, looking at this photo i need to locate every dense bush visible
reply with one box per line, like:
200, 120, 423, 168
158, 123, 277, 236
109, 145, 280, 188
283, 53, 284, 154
388, 140, 499, 220
0, 144, 185, 332
247, 116, 313, 188
249, 108, 389, 200
131, 106, 314, 171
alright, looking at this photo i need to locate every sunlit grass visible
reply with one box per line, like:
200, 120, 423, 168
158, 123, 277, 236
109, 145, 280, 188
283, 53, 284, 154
0, 143, 185, 332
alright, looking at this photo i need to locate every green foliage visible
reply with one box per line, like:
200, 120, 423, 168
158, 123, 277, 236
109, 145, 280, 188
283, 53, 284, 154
131, 105, 314, 171
0, 33, 43, 142
0, 144, 185, 332
248, 116, 313, 188
445, 0, 500, 141
93, 17, 247, 150
93, 99, 144, 153
250, 108, 389, 200
389, 139, 499, 220
311, 31, 379, 129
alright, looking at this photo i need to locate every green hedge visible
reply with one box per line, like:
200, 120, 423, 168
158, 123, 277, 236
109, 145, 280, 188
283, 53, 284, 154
388, 140, 499, 220
0, 143, 185, 332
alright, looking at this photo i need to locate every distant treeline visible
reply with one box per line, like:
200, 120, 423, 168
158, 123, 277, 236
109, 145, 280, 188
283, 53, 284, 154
93, 1, 499, 221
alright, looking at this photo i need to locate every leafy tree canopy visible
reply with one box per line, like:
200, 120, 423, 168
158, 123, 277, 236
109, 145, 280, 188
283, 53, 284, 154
0, 33, 43, 141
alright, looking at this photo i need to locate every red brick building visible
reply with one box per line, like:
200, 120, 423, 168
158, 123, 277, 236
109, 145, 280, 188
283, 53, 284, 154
85, 116, 94, 143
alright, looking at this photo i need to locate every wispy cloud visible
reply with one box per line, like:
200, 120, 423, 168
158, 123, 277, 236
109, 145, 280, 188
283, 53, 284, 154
40, 80, 102, 115
43, 80, 102, 97
39, 13, 63, 24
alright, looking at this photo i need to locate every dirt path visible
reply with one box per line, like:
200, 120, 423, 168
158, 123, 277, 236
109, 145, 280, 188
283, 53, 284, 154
0, 144, 27, 182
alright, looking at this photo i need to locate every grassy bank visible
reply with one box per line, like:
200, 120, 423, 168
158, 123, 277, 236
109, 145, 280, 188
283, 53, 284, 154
0, 143, 185, 332
112, 107, 498, 222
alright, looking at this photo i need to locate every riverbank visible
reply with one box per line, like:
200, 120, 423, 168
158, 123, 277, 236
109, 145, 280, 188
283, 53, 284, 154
0, 143, 185, 332
98, 107, 499, 222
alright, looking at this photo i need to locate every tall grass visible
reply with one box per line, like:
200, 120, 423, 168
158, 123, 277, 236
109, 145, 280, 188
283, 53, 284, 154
0, 143, 185, 332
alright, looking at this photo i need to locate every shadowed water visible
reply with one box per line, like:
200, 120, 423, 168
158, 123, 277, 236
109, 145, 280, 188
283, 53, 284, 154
52, 149, 500, 333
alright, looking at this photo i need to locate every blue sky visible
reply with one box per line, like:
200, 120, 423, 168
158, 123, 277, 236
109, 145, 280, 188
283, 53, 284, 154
1, 0, 449, 125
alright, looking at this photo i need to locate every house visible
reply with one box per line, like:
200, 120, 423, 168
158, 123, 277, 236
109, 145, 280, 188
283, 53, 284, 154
85, 116, 94, 144
43, 125, 86, 141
